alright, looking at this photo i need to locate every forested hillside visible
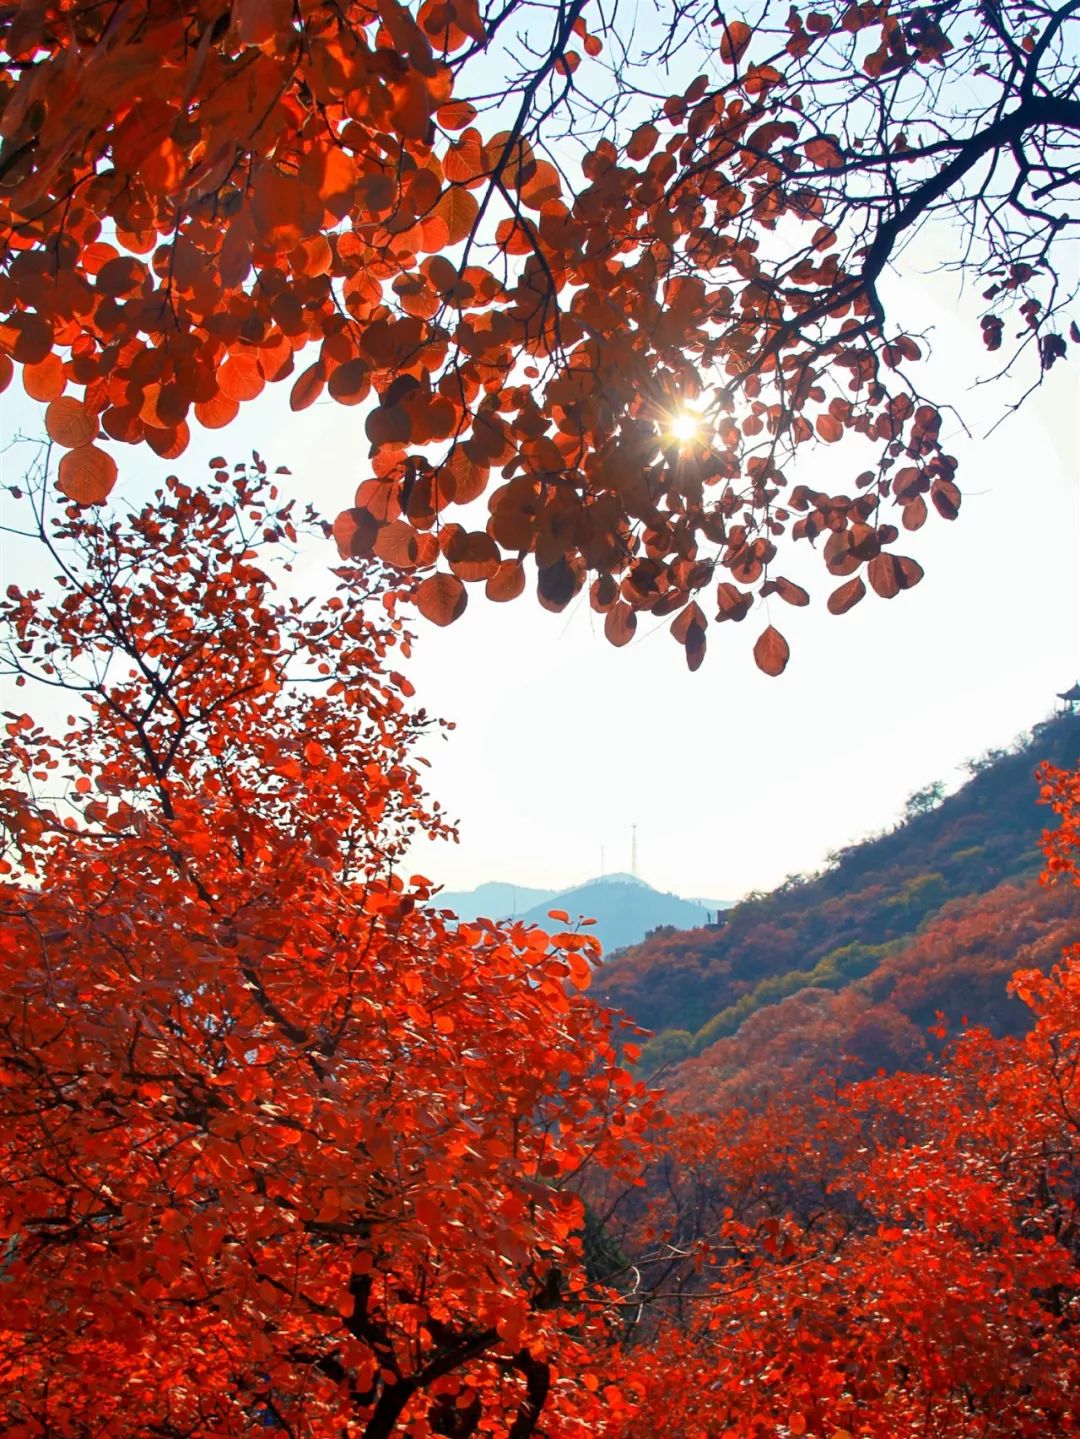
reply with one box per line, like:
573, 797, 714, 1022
597, 713, 1080, 1071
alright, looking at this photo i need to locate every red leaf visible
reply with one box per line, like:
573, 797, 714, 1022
416, 573, 467, 626
867, 552, 925, 598
771, 576, 809, 607
720, 19, 752, 64
716, 581, 753, 622
670, 600, 706, 644
626, 123, 658, 161
753, 625, 789, 676
332, 508, 378, 560
290, 363, 325, 412
57, 444, 117, 505
604, 600, 637, 647
827, 576, 866, 615
46, 397, 99, 449
486, 560, 525, 603
931, 478, 961, 520
684, 619, 706, 672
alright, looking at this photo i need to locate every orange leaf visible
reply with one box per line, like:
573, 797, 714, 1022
46, 397, 99, 449
218, 352, 265, 402
434, 187, 479, 245
804, 136, 844, 170
437, 98, 480, 129
194, 392, 240, 430
720, 20, 752, 64
437, 99, 478, 129
415, 572, 467, 626
22, 353, 65, 402
626, 123, 658, 161
57, 445, 117, 505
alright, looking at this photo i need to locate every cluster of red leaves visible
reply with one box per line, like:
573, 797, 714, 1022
1040, 759, 1080, 887
0, 0, 976, 671
610, 991, 1080, 1438
0, 464, 660, 1439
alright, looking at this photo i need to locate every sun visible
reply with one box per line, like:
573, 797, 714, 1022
669, 411, 701, 443
663, 406, 704, 447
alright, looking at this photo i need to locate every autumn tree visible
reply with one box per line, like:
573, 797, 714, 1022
1, 0, 1076, 669
0, 457, 658, 1438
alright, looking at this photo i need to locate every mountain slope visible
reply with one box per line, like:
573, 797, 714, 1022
596, 713, 1080, 1065
662, 876, 1077, 1107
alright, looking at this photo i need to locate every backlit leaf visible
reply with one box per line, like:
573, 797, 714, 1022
57, 445, 117, 505
753, 624, 789, 676
416, 572, 467, 626
46, 397, 99, 449
827, 575, 866, 614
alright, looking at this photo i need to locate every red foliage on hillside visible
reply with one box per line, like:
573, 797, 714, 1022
665, 877, 1078, 1112
586, 765, 1080, 1438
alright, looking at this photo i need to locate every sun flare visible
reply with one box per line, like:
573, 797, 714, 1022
665, 408, 704, 447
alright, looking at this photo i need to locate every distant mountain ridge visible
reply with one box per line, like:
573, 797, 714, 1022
429, 871, 732, 955
431, 881, 557, 921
